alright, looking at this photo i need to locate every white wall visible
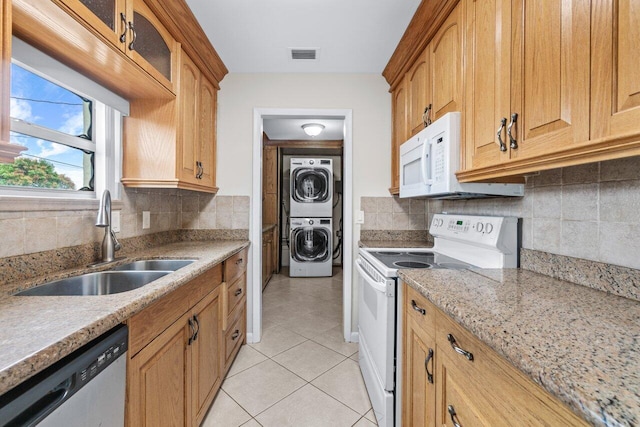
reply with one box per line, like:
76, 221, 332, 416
217, 73, 392, 335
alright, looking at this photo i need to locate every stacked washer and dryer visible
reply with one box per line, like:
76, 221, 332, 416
289, 158, 333, 277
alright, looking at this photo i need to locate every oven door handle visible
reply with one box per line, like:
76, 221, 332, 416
356, 259, 388, 294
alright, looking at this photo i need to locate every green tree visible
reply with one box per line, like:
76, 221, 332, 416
0, 157, 76, 189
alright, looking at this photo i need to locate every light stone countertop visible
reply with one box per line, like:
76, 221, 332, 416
0, 239, 249, 396
399, 268, 640, 427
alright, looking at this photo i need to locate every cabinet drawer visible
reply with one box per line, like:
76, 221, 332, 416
224, 248, 248, 283
405, 284, 436, 338
128, 263, 222, 356
224, 303, 245, 370
223, 273, 246, 330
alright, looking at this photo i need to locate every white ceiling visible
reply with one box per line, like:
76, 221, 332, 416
185, 0, 421, 73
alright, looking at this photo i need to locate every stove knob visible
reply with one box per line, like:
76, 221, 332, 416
485, 223, 493, 234
476, 222, 484, 233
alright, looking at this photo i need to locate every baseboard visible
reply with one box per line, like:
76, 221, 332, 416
350, 331, 359, 343
246, 332, 256, 344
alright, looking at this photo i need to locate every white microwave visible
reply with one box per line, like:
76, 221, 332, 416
399, 112, 524, 199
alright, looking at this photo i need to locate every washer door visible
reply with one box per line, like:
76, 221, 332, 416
291, 168, 331, 203
291, 227, 331, 262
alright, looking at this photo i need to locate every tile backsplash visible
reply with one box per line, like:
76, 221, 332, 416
361, 156, 640, 271
0, 188, 249, 258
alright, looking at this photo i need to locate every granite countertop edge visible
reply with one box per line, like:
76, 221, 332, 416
0, 239, 250, 396
399, 268, 640, 427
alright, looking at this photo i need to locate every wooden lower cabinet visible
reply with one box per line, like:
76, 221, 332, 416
127, 253, 248, 427
128, 311, 192, 427
402, 282, 588, 427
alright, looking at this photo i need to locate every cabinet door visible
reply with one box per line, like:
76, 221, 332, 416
126, 0, 176, 91
178, 50, 200, 185
191, 287, 222, 426
407, 49, 431, 136
128, 314, 191, 427
463, 0, 512, 170
510, 0, 590, 160
390, 79, 408, 194
58, 0, 127, 48
403, 316, 437, 427
430, 3, 463, 121
591, 0, 640, 140
198, 75, 217, 188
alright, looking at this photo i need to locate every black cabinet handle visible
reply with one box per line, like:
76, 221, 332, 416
231, 330, 240, 340
128, 21, 136, 50
447, 334, 474, 361
192, 314, 200, 342
507, 112, 518, 149
234, 288, 243, 297
424, 348, 434, 384
119, 13, 127, 43
411, 299, 426, 316
422, 103, 432, 127
188, 318, 195, 345
448, 405, 462, 427
236, 258, 243, 265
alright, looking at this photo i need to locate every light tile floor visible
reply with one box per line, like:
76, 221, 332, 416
202, 268, 378, 427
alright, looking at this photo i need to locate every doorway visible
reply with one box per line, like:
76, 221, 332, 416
249, 108, 353, 344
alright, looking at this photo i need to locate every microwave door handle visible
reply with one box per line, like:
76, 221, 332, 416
422, 139, 433, 186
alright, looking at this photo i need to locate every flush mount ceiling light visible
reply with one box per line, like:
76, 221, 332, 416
302, 123, 325, 137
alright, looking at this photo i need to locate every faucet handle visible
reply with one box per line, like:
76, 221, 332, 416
111, 229, 122, 251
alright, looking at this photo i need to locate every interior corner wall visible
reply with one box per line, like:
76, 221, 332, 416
216, 73, 392, 335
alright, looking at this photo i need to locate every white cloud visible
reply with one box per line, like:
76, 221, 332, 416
36, 139, 71, 158
58, 111, 85, 136
10, 98, 35, 122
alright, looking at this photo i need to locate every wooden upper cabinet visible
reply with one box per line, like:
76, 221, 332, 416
509, 0, 590, 160
390, 79, 408, 194
429, 3, 463, 121
56, 0, 176, 92
461, 0, 591, 175
463, 0, 512, 170
175, 49, 217, 192
407, 50, 431, 136
591, 0, 640, 140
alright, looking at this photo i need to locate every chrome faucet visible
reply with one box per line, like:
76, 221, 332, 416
96, 190, 121, 262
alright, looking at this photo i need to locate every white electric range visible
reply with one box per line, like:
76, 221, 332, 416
356, 213, 520, 427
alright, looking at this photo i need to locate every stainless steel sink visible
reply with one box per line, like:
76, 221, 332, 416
15, 271, 171, 296
113, 259, 195, 271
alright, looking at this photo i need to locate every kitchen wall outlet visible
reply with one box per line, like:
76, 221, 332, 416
142, 211, 150, 229
111, 211, 121, 233
356, 210, 365, 224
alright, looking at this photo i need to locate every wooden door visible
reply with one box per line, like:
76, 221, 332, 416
407, 49, 431, 136
390, 79, 408, 194
509, 0, 590, 160
191, 288, 222, 426
430, 3, 463, 121
198, 75, 217, 188
178, 50, 199, 185
403, 316, 437, 427
463, 0, 512, 170
57, 0, 127, 49
591, 0, 640, 140
128, 313, 191, 427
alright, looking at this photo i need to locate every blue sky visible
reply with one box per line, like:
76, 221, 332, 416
9, 63, 89, 189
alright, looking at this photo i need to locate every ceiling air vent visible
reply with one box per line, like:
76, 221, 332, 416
290, 48, 318, 60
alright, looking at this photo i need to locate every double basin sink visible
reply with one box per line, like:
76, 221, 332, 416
15, 259, 196, 297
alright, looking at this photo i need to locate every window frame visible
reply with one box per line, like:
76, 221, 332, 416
0, 38, 128, 205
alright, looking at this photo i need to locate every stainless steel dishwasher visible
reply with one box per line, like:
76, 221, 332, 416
0, 324, 128, 427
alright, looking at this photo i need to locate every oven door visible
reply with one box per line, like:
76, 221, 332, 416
356, 257, 396, 426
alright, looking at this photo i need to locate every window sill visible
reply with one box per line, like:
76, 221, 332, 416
0, 195, 124, 212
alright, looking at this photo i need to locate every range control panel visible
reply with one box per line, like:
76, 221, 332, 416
429, 214, 519, 249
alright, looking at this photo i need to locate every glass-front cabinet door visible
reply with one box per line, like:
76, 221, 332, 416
126, 0, 176, 92
57, 0, 176, 92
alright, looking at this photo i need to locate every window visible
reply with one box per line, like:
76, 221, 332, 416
1, 38, 129, 200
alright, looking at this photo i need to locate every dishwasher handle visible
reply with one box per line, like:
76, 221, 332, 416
6, 377, 72, 427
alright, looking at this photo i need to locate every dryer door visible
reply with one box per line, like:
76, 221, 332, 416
291, 168, 331, 204
291, 226, 331, 262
